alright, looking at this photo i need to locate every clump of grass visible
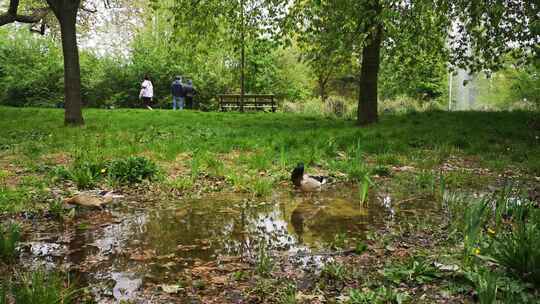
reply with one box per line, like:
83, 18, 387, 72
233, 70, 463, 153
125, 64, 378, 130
320, 261, 349, 282
358, 174, 372, 207
372, 165, 392, 177
0, 188, 29, 213
0, 282, 6, 304
490, 206, 540, 286
250, 178, 273, 197
166, 177, 194, 192
107, 156, 159, 184
383, 256, 442, 285
415, 170, 436, 192
0, 222, 21, 263
256, 244, 274, 277
348, 286, 409, 304
355, 241, 368, 254
53, 156, 158, 188
52, 158, 105, 189
205, 157, 225, 177
330, 233, 347, 250
466, 267, 499, 304
10, 270, 78, 304
48, 199, 67, 220
277, 283, 296, 304
190, 153, 202, 181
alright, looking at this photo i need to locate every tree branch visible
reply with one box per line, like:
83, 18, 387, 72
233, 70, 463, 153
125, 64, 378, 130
0, 0, 48, 26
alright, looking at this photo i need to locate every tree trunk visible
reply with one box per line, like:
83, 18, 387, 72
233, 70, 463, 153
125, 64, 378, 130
318, 75, 328, 103
55, 3, 84, 126
240, 0, 245, 112
357, 25, 382, 126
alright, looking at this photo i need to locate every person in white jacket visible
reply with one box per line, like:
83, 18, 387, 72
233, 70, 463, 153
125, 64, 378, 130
139, 75, 154, 109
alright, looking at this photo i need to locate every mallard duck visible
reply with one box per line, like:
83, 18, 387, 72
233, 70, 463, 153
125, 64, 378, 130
64, 190, 123, 208
291, 163, 327, 192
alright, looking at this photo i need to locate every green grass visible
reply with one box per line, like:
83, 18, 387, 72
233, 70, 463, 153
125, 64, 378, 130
6, 270, 78, 304
0, 107, 539, 213
0, 222, 20, 263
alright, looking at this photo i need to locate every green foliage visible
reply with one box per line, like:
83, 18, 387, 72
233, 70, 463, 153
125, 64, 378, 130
348, 286, 409, 304
383, 256, 442, 285
107, 156, 159, 184
355, 241, 368, 255
53, 156, 158, 188
249, 178, 273, 197
490, 207, 540, 286
358, 175, 371, 207
0, 283, 6, 304
256, 244, 274, 277
0, 28, 63, 107
0, 223, 20, 263
53, 158, 105, 190
10, 270, 77, 304
466, 268, 499, 304
320, 261, 349, 282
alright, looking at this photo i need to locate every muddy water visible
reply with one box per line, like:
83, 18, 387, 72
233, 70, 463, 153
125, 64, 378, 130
20, 189, 440, 302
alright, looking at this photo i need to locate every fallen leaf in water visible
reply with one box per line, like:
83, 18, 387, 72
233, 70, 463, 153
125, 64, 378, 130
176, 244, 198, 251
130, 249, 155, 261
159, 284, 182, 294
191, 266, 216, 276
209, 275, 228, 285
296, 292, 324, 302
156, 253, 175, 260
433, 262, 459, 272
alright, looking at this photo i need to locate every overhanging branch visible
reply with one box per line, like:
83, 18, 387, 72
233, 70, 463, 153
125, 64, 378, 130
0, 0, 48, 26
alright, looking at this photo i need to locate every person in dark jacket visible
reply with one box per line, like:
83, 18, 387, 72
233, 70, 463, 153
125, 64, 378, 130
184, 79, 196, 109
171, 76, 184, 110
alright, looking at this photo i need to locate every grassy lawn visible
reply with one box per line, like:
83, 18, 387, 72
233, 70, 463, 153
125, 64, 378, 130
1, 107, 538, 165
1, 107, 539, 303
0, 106, 539, 213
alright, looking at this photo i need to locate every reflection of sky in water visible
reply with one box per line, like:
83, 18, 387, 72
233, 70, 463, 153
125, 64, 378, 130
111, 272, 142, 301
90, 213, 148, 255
22, 190, 440, 302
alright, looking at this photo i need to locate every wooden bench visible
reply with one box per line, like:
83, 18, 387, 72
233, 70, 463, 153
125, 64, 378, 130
218, 94, 277, 112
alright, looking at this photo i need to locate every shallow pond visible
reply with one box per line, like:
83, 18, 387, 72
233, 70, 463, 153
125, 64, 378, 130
20, 188, 441, 302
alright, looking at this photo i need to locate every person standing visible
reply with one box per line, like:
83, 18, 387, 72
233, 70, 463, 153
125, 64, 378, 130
139, 75, 154, 109
184, 79, 196, 109
171, 76, 184, 110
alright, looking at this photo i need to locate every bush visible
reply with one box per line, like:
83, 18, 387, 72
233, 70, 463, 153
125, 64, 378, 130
107, 156, 159, 184
0, 223, 20, 263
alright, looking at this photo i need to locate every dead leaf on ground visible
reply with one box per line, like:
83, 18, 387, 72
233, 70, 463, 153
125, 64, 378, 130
159, 284, 182, 294
130, 249, 156, 261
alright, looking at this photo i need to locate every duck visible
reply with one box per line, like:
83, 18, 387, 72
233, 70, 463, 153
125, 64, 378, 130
64, 190, 123, 208
291, 163, 328, 192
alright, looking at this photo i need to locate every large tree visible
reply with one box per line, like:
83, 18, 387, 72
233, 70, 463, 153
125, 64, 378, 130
0, 0, 86, 125
288, 0, 539, 125
0, 0, 132, 125
165, 0, 285, 104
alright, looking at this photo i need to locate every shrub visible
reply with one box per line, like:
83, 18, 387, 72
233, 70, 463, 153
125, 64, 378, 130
0, 223, 20, 263
107, 156, 159, 184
